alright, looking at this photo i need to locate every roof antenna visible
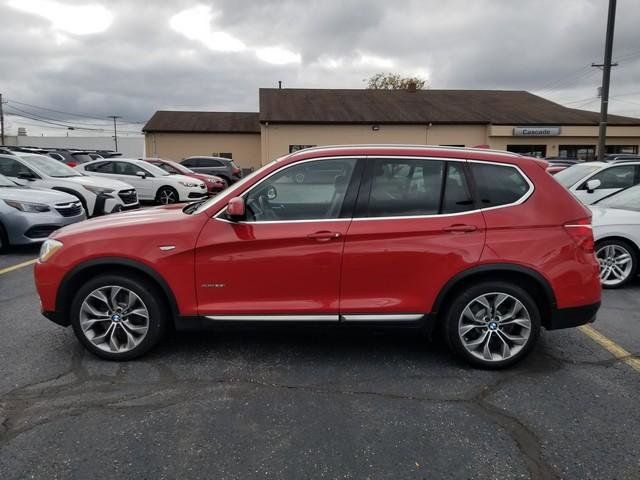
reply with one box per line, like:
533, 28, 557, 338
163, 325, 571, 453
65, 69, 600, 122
278, 80, 282, 89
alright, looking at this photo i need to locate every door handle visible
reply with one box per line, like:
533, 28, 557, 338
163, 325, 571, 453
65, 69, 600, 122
443, 224, 478, 233
307, 231, 342, 241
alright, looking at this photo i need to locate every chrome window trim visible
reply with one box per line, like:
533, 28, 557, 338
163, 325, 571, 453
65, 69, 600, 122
213, 155, 534, 224
205, 314, 338, 322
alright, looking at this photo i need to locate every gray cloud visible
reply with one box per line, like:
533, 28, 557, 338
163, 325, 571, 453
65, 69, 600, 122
1, 0, 639, 136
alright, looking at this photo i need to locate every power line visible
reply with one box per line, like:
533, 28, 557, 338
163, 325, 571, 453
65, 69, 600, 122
5, 110, 142, 134
5, 103, 115, 127
6, 99, 145, 124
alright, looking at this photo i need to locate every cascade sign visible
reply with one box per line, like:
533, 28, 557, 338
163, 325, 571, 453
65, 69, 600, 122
513, 127, 561, 136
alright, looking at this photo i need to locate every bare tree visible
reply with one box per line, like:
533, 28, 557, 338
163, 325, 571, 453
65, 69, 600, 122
366, 72, 427, 90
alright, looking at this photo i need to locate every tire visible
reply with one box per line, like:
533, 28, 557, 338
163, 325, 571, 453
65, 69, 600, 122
70, 273, 168, 360
0, 221, 9, 252
156, 186, 179, 205
444, 281, 541, 369
595, 238, 638, 289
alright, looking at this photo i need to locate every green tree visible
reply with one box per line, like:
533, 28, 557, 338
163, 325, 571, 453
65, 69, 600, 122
366, 72, 427, 90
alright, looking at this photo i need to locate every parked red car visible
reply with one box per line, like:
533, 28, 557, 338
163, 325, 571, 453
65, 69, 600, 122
35, 145, 601, 368
144, 158, 227, 193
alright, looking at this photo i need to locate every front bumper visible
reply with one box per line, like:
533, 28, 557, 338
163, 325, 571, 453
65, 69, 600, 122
5, 210, 86, 246
93, 192, 139, 216
547, 302, 600, 330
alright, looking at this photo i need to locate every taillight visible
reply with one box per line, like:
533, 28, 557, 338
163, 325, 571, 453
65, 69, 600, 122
564, 218, 594, 253
67, 161, 77, 167
232, 167, 241, 175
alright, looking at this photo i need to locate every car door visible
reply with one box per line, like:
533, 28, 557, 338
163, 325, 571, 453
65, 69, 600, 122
194, 157, 362, 318
112, 161, 155, 200
574, 164, 639, 204
339, 157, 486, 319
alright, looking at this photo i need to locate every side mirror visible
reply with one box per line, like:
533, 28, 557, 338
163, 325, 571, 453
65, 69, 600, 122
227, 197, 245, 220
17, 172, 36, 181
586, 179, 601, 193
135, 171, 147, 179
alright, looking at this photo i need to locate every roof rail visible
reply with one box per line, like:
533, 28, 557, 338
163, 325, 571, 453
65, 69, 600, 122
291, 144, 522, 158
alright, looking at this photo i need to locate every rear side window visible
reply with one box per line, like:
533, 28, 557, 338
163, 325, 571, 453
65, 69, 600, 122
471, 163, 530, 208
367, 159, 444, 217
366, 159, 475, 217
182, 158, 198, 167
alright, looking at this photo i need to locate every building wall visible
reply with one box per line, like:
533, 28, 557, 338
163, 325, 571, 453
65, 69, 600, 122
5, 135, 144, 158
488, 125, 640, 157
145, 132, 261, 169
260, 124, 488, 164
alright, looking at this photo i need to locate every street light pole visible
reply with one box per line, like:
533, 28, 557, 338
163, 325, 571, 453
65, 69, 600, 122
595, 0, 617, 161
108, 115, 121, 151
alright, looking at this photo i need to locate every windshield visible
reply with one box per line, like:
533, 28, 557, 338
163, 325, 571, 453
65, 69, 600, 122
167, 160, 192, 174
72, 154, 94, 163
0, 174, 17, 187
188, 160, 275, 214
21, 154, 82, 177
554, 164, 601, 187
137, 160, 170, 177
597, 185, 640, 211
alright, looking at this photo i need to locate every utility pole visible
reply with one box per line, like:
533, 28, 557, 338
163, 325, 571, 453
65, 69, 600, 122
0, 93, 5, 146
108, 115, 121, 151
593, 0, 617, 161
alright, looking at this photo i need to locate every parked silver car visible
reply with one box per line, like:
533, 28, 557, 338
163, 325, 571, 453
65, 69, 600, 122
0, 174, 86, 250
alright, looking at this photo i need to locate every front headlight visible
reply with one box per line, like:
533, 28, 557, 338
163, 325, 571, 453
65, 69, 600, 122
83, 185, 115, 195
5, 200, 51, 213
179, 181, 199, 187
39, 239, 63, 262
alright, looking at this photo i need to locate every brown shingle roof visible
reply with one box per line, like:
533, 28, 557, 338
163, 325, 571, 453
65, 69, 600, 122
259, 88, 640, 126
143, 111, 260, 133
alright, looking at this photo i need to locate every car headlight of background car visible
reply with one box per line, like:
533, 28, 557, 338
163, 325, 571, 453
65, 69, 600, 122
83, 185, 115, 195
179, 181, 201, 187
4, 200, 51, 213
39, 239, 63, 262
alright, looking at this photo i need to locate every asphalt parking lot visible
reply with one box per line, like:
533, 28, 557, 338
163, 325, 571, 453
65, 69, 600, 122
0, 247, 639, 480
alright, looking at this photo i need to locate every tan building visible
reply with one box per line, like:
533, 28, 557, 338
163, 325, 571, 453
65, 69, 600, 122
144, 89, 640, 168
143, 111, 262, 170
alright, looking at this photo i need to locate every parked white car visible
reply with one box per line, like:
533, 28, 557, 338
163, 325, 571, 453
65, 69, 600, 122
554, 160, 640, 204
590, 185, 640, 288
0, 153, 139, 216
76, 158, 207, 204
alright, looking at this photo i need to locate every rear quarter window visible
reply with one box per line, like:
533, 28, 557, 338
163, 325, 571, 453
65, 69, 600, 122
471, 163, 530, 208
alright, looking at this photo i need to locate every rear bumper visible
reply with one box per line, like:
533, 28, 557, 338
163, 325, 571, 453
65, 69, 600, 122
547, 302, 600, 330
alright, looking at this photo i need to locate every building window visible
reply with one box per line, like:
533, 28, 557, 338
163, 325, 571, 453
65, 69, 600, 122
606, 145, 639, 155
559, 145, 596, 161
289, 145, 317, 153
211, 152, 233, 159
506, 145, 547, 158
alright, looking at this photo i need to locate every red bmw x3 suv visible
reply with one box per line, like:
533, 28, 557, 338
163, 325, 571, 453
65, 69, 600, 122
34, 145, 601, 368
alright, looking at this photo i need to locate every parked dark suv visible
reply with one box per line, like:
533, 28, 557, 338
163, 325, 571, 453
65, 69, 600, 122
181, 156, 242, 184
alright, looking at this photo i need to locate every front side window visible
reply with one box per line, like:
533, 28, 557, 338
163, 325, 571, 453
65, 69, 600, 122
580, 165, 637, 190
0, 157, 36, 178
471, 163, 530, 207
368, 159, 445, 217
201, 158, 222, 167
115, 162, 150, 176
244, 158, 357, 222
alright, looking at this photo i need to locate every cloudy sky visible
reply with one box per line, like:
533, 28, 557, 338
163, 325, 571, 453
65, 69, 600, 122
1, 0, 639, 136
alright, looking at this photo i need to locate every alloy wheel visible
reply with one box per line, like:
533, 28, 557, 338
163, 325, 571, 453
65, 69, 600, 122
79, 286, 150, 353
458, 292, 532, 362
596, 244, 633, 286
159, 189, 177, 204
